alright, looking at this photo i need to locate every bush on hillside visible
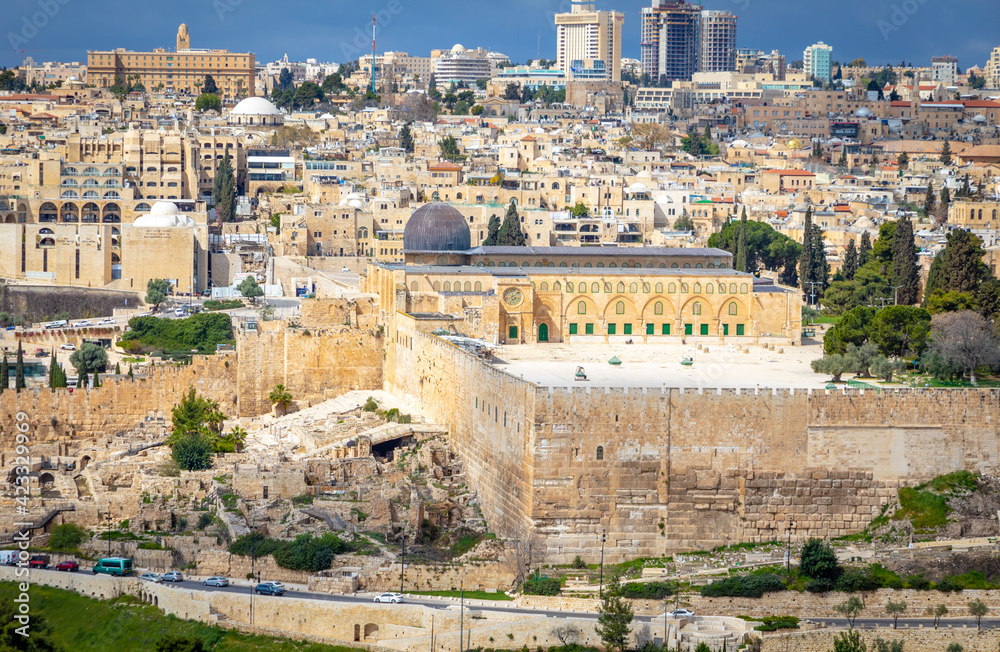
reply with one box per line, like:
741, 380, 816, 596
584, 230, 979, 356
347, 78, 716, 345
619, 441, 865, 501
699, 573, 785, 598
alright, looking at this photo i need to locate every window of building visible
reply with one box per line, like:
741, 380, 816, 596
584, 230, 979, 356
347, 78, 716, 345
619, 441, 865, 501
737, 324, 745, 336
604, 282, 612, 293
585, 323, 594, 335
608, 323, 617, 335
693, 282, 702, 293
642, 283, 650, 293
729, 302, 738, 316
740, 283, 749, 294
592, 282, 600, 293
729, 283, 738, 294
596, 446, 604, 460
700, 324, 709, 335
566, 282, 574, 292
654, 301, 663, 316
509, 325, 518, 340
578, 301, 587, 315
693, 302, 702, 316
570, 323, 578, 335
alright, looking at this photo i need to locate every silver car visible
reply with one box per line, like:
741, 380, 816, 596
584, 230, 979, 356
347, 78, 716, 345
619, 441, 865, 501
161, 571, 183, 582
203, 576, 229, 587
139, 573, 162, 583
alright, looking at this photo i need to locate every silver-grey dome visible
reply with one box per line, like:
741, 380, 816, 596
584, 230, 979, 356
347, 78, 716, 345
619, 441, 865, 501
403, 203, 471, 252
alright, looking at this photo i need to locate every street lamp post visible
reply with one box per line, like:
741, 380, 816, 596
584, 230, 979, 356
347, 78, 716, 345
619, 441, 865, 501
786, 521, 795, 583
249, 523, 256, 625
598, 529, 607, 598
399, 534, 405, 594
105, 513, 112, 556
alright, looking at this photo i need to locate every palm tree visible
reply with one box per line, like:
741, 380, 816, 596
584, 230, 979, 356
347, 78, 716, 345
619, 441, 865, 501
268, 384, 292, 416
226, 426, 248, 453
204, 403, 226, 437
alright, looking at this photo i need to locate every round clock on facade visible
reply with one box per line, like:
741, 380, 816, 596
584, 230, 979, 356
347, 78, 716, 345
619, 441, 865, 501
503, 288, 524, 307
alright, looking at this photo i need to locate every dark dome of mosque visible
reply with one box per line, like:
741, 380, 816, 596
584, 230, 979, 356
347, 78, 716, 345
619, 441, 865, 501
403, 203, 471, 252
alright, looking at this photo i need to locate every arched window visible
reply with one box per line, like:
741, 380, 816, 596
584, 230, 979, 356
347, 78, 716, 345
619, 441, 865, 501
683, 263, 691, 269
604, 282, 612, 293
584, 262, 593, 268
692, 302, 702, 316
474, 281, 482, 291
730, 283, 738, 294
681, 283, 689, 293
597, 263, 605, 268
671, 263, 679, 269
655, 283, 663, 293
443, 281, 452, 291
695, 263, 703, 269
578, 301, 587, 315
596, 446, 604, 460
609, 263, 617, 269
617, 282, 625, 293
642, 283, 650, 293
464, 282, 472, 292
523, 262, 531, 268
729, 302, 738, 316
498, 262, 507, 267
654, 301, 663, 315
433, 282, 441, 291
60, 190, 78, 199
693, 283, 702, 293
103, 191, 121, 199
668, 283, 676, 293
540, 282, 549, 291
740, 283, 749, 294
592, 282, 600, 293
553, 281, 561, 291
410, 281, 418, 292
559, 262, 568, 267
719, 283, 726, 294
659, 263, 666, 269
534, 262, 543, 267
566, 282, 574, 292
135, 203, 151, 212
622, 263, 630, 269
616, 301, 625, 315
630, 283, 638, 293
707, 284, 714, 294
476, 261, 485, 267
547, 262, 555, 268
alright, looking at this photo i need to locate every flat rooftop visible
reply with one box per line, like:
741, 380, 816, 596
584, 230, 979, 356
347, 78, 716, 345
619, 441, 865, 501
492, 341, 828, 389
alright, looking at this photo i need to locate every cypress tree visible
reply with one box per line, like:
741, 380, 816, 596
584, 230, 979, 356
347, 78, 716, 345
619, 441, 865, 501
115, 361, 121, 375
859, 231, 872, 267
399, 122, 414, 153
940, 140, 952, 165
213, 151, 236, 223
14, 342, 25, 392
923, 181, 936, 217
92, 370, 101, 388
497, 201, 526, 246
0, 353, 7, 392
48, 358, 56, 388
891, 215, 920, 305
940, 186, 951, 221
53, 363, 66, 389
809, 222, 830, 296
799, 206, 814, 297
483, 214, 501, 246
843, 239, 859, 280
128, 365, 134, 379
736, 208, 748, 273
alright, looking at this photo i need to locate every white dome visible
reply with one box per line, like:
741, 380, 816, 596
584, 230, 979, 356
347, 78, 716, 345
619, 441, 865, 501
730, 139, 748, 148
627, 182, 649, 193
230, 97, 281, 116
348, 199, 364, 209
133, 201, 195, 228
451, 44, 466, 54
855, 107, 872, 118
973, 114, 987, 123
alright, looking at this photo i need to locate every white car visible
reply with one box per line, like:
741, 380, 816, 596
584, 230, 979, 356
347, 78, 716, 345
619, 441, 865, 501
139, 573, 162, 583
174, 309, 185, 317
203, 576, 229, 587
374, 592, 404, 603
98, 318, 116, 325
75, 320, 93, 327
670, 609, 695, 618
59, 344, 76, 351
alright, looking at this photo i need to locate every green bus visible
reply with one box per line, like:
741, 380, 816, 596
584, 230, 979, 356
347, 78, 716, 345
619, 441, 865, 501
93, 557, 133, 576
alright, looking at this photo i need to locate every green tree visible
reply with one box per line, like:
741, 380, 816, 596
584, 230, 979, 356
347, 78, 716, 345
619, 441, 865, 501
884, 599, 906, 629
154, 635, 208, 652
968, 598, 988, 630
736, 208, 748, 273
497, 200, 527, 246
843, 239, 859, 280
824, 306, 877, 355
439, 136, 462, 161
0, 596, 60, 651
834, 595, 865, 629
213, 151, 237, 223
171, 432, 214, 471
926, 291, 977, 315
800, 538, 841, 581
49, 522, 87, 550
859, 231, 872, 267
79, 372, 89, 388
146, 278, 171, 312
926, 311, 1000, 385
923, 181, 936, 217
940, 140, 952, 166
399, 122, 414, 153
238, 276, 264, 304
927, 603, 947, 628
811, 353, 853, 383
0, 354, 7, 392
483, 214, 501, 246
896, 152, 909, 168
269, 384, 292, 416
70, 343, 107, 376
890, 215, 920, 305
708, 217, 801, 284
940, 186, 951, 220
51, 362, 67, 388
870, 356, 905, 382
923, 230, 990, 303
673, 213, 695, 232
870, 306, 931, 357
595, 575, 633, 652
800, 207, 815, 299
976, 278, 1000, 322
170, 388, 218, 440
194, 93, 221, 113
202, 75, 218, 95
15, 342, 25, 392
569, 202, 589, 218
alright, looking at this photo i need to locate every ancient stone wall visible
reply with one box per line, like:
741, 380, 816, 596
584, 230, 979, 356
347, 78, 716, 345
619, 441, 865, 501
0, 356, 236, 447
761, 629, 1000, 652
236, 325, 383, 417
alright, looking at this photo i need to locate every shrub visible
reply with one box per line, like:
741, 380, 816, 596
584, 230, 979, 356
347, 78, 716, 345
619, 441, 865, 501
120, 313, 233, 354
523, 577, 561, 596
905, 574, 931, 590
572, 555, 587, 569
754, 616, 799, 632
171, 432, 213, 471
896, 486, 950, 530
196, 513, 213, 530
805, 578, 835, 593
700, 573, 785, 598
799, 538, 841, 581
49, 523, 87, 550
619, 582, 673, 600
227, 532, 359, 572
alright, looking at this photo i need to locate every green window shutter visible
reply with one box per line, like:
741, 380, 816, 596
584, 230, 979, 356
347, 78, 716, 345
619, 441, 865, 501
646, 323, 654, 335
608, 323, 617, 335
736, 324, 745, 336
685, 323, 693, 336
662, 323, 671, 335
624, 324, 632, 335
569, 323, 578, 335
700, 324, 709, 336
723, 324, 729, 336
585, 323, 594, 335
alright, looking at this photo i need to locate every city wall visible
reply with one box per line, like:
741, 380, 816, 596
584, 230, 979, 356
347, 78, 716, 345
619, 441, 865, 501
235, 324, 383, 417
0, 356, 236, 447
761, 629, 1000, 652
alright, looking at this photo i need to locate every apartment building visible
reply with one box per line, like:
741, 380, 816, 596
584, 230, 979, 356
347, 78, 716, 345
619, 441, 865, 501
931, 56, 959, 86
988, 46, 1000, 89
640, 0, 701, 81
555, 1, 625, 82
803, 42, 833, 83
432, 46, 494, 88
699, 11, 737, 73
88, 24, 255, 100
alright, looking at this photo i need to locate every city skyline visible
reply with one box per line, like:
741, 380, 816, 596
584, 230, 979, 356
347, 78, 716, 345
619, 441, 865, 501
3, 0, 1000, 73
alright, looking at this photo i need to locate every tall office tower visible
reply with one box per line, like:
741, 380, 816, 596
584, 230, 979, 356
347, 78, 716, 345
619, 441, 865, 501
555, 0, 624, 81
640, 0, 700, 82
931, 56, 959, 85
699, 10, 737, 73
803, 41, 833, 83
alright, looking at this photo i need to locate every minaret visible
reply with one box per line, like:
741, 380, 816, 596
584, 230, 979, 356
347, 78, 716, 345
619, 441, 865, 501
177, 24, 190, 51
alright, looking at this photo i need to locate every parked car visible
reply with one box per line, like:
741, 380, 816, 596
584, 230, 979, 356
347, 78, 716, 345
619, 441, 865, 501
670, 609, 695, 618
374, 592, 404, 604
174, 309, 185, 317
161, 571, 183, 582
341, 266, 351, 273
35, 348, 49, 357
139, 573, 162, 583
203, 576, 229, 587
75, 320, 93, 327
255, 582, 284, 596
44, 320, 67, 329
98, 318, 116, 325
59, 344, 76, 351
55, 560, 79, 572
28, 556, 49, 569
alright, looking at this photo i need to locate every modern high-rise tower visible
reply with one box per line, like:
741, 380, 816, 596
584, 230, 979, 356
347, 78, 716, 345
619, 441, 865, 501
699, 10, 738, 73
555, 1, 625, 81
641, 1, 736, 82
804, 41, 834, 83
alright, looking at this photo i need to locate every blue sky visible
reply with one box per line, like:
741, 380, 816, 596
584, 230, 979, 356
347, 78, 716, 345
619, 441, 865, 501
3, 0, 998, 72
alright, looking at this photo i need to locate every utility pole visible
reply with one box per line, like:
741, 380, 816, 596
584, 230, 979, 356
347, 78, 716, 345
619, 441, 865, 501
786, 521, 795, 583
459, 580, 464, 652
598, 529, 607, 598
400, 534, 405, 594
105, 512, 112, 556
806, 282, 823, 307
892, 285, 904, 306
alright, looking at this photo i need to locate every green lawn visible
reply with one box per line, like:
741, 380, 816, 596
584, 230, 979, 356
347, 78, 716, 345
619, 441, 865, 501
0, 582, 359, 652
406, 590, 513, 601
